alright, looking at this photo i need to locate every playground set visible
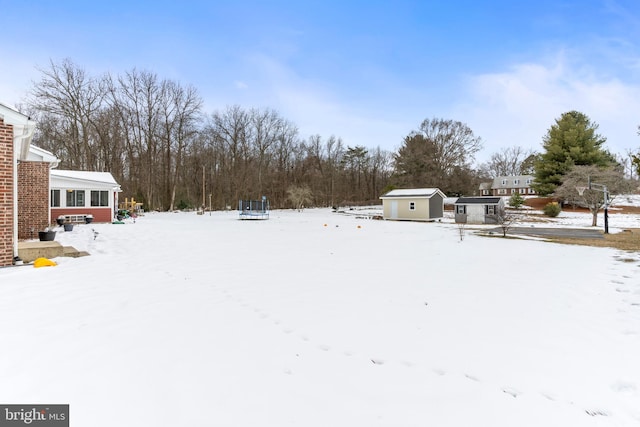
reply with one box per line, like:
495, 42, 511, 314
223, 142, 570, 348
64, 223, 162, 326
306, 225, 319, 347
116, 198, 144, 222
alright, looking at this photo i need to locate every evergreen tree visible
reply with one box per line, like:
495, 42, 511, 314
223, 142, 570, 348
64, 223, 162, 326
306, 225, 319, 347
532, 111, 613, 195
509, 192, 525, 209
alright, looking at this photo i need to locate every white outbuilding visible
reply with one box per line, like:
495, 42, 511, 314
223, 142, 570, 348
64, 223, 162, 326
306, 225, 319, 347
454, 196, 505, 224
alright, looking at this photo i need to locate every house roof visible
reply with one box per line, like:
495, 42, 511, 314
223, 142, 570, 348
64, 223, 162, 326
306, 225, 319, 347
50, 170, 121, 191
455, 197, 503, 205
0, 101, 36, 160
0, 102, 28, 121
28, 145, 60, 166
492, 175, 534, 189
380, 188, 445, 199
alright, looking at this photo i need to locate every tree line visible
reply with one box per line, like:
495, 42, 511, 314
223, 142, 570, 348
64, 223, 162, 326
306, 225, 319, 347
21, 59, 639, 212
26, 59, 397, 211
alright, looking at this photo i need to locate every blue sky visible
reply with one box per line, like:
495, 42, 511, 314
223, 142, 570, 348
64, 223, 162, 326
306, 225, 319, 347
2, 0, 639, 163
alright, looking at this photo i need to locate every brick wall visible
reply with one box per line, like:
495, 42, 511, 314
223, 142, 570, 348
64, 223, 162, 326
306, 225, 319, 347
0, 118, 14, 267
18, 161, 51, 240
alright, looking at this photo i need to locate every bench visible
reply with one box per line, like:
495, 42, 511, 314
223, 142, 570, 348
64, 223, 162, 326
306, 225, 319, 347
56, 214, 94, 225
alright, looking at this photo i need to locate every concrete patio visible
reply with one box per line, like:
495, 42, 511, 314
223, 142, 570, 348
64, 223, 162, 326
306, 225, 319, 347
17, 241, 89, 263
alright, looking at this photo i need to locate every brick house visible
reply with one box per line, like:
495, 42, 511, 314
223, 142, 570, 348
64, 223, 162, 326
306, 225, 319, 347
22, 146, 60, 239
479, 175, 536, 197
1, 102, 37, 266
2, 102, 121, 267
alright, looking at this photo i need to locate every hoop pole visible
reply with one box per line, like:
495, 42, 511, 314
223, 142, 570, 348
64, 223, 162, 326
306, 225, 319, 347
604, 186, 609, 234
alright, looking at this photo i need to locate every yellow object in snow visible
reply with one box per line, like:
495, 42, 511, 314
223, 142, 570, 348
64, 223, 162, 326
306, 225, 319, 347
33, 257, 57, 268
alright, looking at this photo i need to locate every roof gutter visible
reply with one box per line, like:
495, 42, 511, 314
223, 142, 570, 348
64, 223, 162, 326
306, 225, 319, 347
13, 121, 36, 261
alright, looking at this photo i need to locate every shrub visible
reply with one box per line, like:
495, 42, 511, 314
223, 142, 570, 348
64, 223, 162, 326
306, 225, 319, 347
509, 193, 525, 209
543, 202, 561, 217
176, 200, 191, 210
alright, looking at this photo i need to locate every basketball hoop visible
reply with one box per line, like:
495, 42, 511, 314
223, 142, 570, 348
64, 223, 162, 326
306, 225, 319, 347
576, 186, 588, 196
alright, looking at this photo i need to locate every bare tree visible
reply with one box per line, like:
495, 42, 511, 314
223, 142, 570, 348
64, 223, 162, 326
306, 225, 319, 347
342, 145, 368, 200
106, 69, 164, 209
270, 122, 300, 206
28, 58, 105, 170
457, 222, 466, 242
158, 81, 203, 210
480, 146, 536, 178
554, 165, 633, 226
367, 147, 393, 200
393, 118, 482, 194
287, 185, 313, 211
303, 135, 345, 206
26, 60, 395, 212
250, 108, 282, 195
208, 105, 251, 204
417, 118, 483, 175
621, 150, 638, 180
493, 207, 519, 237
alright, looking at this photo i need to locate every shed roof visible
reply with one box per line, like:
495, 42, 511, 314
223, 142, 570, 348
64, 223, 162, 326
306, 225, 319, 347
455, 197, 502, 205
380, 188, 445, 199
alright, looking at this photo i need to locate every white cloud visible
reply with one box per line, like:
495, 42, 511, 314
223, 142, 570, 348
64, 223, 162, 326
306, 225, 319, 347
233, 80, 249, 90
455, 54, 640, 163
232, 53, 412, 151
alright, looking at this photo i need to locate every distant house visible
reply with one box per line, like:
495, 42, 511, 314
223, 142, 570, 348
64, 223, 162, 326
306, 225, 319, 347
379, 188, 445, 221
479, 181, 493, 196
479, 175, 536, 196
50, 170, 122, 224
454, 197, 505, 224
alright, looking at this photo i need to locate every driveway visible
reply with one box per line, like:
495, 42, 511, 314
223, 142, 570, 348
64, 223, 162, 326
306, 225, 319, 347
490, 227, 604, 239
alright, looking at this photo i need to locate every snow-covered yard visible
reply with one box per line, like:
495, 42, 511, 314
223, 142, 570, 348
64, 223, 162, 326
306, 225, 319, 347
1, 204, 639, 426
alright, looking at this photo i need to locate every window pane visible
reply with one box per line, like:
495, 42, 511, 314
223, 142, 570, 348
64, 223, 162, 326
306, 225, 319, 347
77, 191, 85, 207
51, 190, 60, 207
66, 191, 75, 207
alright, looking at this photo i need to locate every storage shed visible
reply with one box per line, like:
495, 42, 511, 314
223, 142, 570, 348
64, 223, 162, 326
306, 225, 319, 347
379, 188, 445, 221
454, 197, 505, 224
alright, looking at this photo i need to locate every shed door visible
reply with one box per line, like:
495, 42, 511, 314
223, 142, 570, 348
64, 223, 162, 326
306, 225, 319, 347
390, 201, 398, 219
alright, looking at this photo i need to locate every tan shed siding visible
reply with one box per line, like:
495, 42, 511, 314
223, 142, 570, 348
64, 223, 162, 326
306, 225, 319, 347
383, 201, 391, 218
0, 118, 14, 266
396, 198, 424, 219
380, 189, 445, 221
384, 198, 431, 220
395, 199, 412, 219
